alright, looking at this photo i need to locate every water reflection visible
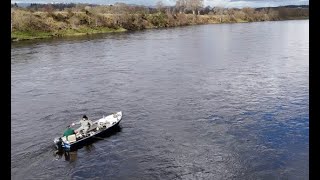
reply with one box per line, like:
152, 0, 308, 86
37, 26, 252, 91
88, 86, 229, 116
64, 151, 78, 162
84, 144, 95, 152
60, 125, 122, 162
55, 146, 93, 162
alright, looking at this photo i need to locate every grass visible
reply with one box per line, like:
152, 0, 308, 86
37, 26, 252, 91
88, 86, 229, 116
11, 31, 53, 41
11, 6, 308, 42
11, 27, 127, 41
56, 27, 127, 36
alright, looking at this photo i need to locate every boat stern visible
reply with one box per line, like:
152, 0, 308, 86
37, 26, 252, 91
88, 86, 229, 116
54, 137, 62, 150
54, 136, 71, 151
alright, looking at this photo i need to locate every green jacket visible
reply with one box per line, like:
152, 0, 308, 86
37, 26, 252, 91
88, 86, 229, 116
63, 128, 75, 139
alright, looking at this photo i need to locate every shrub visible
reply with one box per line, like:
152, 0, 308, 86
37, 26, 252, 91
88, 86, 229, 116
148, 12, 168, 28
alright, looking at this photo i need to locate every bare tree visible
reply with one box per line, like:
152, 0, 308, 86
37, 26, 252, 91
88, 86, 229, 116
212, 6, 224, 15
114, 2, 129, 14
175, 0, 187, 14
187, 0, 203, 15
156, 0, 164, 12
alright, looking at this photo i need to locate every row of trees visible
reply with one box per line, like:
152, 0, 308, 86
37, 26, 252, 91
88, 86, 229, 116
174, 0, 203, 14
11, 1, 309, 39
12, 0, 205, 15
12, 1, 308, 17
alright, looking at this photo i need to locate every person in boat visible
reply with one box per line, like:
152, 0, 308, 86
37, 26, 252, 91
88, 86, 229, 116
71, 115, 93, 134
63, 125, 75, 137
62, 125, 76, 145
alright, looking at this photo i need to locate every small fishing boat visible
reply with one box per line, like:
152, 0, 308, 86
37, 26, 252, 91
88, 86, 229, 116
54, 111, 122, 151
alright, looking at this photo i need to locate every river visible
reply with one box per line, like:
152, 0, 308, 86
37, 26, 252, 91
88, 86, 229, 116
11, 20, 309, 179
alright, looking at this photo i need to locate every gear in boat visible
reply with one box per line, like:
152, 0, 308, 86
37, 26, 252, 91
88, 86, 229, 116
54, 111, 122, 152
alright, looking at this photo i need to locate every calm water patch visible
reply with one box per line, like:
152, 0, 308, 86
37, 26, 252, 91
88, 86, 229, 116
11, 20, 309, 179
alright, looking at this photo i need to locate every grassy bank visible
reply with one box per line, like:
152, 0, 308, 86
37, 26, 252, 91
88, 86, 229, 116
11, 4, 309, 41
12, 27, 127, 41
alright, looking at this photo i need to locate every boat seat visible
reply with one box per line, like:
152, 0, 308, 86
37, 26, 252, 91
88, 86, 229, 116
62, 135, 76, 143
67, 134, 77, 143
87, 123, 99, 132
98, 121, 110, 126
62, 136, 67, 142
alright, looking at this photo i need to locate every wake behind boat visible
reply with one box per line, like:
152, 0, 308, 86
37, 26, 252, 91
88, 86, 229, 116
54, 111, 122, 151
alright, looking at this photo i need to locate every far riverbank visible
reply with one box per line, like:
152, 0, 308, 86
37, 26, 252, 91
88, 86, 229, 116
11, 4, 308, 41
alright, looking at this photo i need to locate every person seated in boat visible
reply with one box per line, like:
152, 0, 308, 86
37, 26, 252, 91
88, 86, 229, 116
71, 115, 93, 134
63, 125, 75, 137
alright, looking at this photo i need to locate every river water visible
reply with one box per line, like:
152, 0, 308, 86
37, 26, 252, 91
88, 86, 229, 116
11, 20, 309, 179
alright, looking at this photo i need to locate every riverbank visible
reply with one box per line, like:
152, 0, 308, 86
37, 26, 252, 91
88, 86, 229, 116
11, 5, 308, 41
11, 27, 127, 41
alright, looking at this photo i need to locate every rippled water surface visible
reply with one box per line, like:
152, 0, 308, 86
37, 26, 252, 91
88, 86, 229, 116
11, 20, 309, 179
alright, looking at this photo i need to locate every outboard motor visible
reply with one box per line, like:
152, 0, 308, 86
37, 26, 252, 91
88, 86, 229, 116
54, 137, 71, 152
54, 137, 63, 152
62, 141, 71, 152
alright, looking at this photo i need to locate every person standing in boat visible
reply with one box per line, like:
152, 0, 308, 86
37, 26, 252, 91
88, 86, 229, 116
63, 125, 75, 137
71, 115, 93, 134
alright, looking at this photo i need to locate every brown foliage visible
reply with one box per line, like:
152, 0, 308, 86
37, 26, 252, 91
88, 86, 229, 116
12, 10, 52, 32
11, 4, 308, 34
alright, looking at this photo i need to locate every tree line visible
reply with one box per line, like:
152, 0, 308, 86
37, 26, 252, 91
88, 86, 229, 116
12, 1, 308, 16
11, 2, 308, 40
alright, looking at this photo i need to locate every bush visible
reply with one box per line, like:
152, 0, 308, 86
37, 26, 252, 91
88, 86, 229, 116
50, 12, 68, 22
11, 4, 309, 41
148, 12, 168, 28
